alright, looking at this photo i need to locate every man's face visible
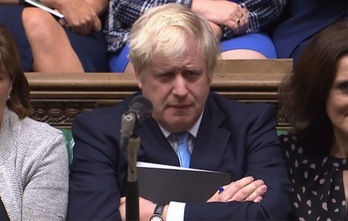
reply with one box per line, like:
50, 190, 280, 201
135, 42, 212, 133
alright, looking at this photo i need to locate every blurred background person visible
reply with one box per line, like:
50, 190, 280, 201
0, 23, 68, 220
105, 0, 286, 74
0, 0, 109, 72
279, 20, 348, 220
272, 0, 348, 63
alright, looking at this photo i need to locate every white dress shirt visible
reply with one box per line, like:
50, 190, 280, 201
157, 112, 203, 221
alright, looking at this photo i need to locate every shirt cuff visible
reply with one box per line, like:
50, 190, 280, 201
167, 201, 186, 221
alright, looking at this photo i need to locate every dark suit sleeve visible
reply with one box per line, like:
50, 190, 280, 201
185, 104, 292, 220
67, 111, 125, 221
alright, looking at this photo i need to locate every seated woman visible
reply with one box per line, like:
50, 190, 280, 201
105, 0, 286, 73
0, 24, 68, 220
0, 0, 109, 72
272, 0, 347, 64
278, 20, 348, 220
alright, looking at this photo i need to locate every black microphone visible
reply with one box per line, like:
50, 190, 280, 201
120, 95, 153, 150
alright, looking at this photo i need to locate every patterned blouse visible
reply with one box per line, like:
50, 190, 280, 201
280, 134, 348, 221
104, 0, 286, 52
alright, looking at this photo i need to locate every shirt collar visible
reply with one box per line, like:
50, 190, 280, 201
158, 111, 204, 139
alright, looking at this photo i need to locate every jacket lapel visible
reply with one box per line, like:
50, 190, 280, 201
137, 95, 231, 170
191, 98, 231, 171
138, 117, 180, 166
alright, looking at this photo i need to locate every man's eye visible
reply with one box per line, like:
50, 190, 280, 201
156, 72, 174, 81
184, 70, 201, 79
186, 70, 199, 75
158, 72, 172, 78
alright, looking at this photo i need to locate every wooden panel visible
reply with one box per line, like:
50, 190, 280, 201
26, 59, 292, 129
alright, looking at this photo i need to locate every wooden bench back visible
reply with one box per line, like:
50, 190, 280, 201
26, 59, 292, 130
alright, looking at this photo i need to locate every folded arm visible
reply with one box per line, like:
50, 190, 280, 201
184, 105, 292, 220
207, 176, 267, 203
121, 105, 292, 221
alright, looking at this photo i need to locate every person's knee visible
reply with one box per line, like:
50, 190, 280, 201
22, 8, 60, 41
220, 49, 268, 59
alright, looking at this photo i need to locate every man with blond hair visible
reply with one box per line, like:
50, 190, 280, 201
68, 4, 292, 220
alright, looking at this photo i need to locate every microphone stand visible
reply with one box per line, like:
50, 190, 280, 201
121, 112, 140, 221
126, 133, 140, 221
120, 95, 153, 221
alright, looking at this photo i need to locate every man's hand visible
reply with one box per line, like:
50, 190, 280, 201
119, 197, 158, 221
207, 176, 267, 203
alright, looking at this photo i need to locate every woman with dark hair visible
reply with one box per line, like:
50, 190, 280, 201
279, 20, 348, 220
0, 23, 68, 220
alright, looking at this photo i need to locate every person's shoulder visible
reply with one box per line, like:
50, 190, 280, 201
211, 92, 272, 107
16, 117, 66, 156
21, 117, 62, 138
210, 92, 275, 116
279, 133, 303, 157
76, 101, 128, 121
208, 93, 277, 133
77, 105, 121, 119
72, 96, 133, 132
279, 133, 298, 145
7, 108, 62, 142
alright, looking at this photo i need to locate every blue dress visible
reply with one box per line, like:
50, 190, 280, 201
219, 0, 277, 58
109, 33, 276, 72
0, 5, 109, 72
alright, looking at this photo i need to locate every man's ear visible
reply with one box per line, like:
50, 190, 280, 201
208, 73, 213, 84
134, 68, 143, 89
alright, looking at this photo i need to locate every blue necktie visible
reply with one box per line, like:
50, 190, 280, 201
176, 132, 191, 168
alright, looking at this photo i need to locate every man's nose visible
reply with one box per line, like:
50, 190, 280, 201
173, 74, 188, 96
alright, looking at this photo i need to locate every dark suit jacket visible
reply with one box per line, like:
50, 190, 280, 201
67, 92, 292, 220
272, 0, 347, 59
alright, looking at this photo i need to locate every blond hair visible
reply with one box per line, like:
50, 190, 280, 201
128, 3, 220, 76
